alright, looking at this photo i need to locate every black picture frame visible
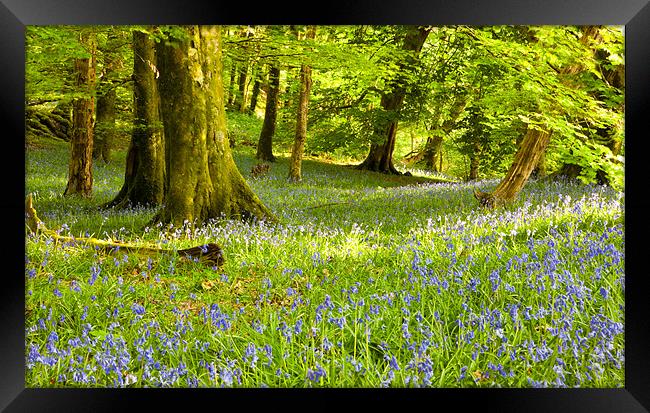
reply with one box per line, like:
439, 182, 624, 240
4, 0, 649, 411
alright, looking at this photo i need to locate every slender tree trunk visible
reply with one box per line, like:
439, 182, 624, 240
107, 30, 166, 209
93, 84, 116, 163
283, 74, 293, 109
236, 66, 248, 113
256, 63, 280, 162
248, 67, 262, 114
357, 26, 430, 174
469, 142, 481, 180
155, 25, 275, 225
64, 31, 96, 197
227, 62, 237, 107
288, 26, 316, 182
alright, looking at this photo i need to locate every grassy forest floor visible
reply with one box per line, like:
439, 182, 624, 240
24, 132, 625, 388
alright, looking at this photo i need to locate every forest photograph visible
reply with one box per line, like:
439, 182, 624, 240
24, 25, 625, 388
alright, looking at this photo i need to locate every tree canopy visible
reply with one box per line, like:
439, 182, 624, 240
26, 24, 625, 196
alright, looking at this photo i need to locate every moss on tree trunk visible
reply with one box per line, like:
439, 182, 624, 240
64, 31, 96, 198
155, 25, 275, 225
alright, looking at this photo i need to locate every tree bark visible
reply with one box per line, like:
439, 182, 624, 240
357, 26, 430, 174
155, 25, 275, 225
64, 31, 96, 198
424, 135, 444, 171
107, 30, 166, 209
468, 142, 481, 180
248, 67, 262, 114
256, 63, 280, 162
288, 26, 316, 182
93, 82, 116, 163
227, 62, 237, 107
236, 65, 248, 112
484, 128, 552, 205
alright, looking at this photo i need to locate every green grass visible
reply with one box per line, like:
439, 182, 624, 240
25, 134, 624, 388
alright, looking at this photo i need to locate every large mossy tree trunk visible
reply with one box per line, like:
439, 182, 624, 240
357, 26, 430, 175
155, 25, 275, 225
288, 26, 316, 182
356, 93, 404, 174
256, 63, 280, 162
107, 30, 166, 209
64, 31, 96, 198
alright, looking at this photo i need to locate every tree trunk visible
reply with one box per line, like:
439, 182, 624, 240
236, 65, 248, 113
227, 62, 237, 107
248, 68, 262, 114
356, 93, 404, 174
424, 135, 444, 171
155, 25, 275, 225
357, 26, 430, 174
468, 142, 481, 180
482, 128, 551, 206
256, 63, 280, 162
288, 26, 316, 182
107, 30, 166, 209
64, 31, 96, 198
93, 83, 116, 163
420, 94, 467, 171
532, 148, 546, 178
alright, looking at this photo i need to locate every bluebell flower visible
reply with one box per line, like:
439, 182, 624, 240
599, 287, 609, 300
307, 364, 326, 383
131, 303, 145, 316
244, 343, 258, 368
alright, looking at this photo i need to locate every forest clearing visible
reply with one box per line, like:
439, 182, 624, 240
24, 25, 625, 388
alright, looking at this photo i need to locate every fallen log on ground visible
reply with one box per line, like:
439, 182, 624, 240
25, 194, 224, 269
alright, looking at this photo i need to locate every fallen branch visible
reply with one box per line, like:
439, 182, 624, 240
302, 200, 356, 210
25, 194, 224, 269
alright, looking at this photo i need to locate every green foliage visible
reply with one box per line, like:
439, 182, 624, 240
27, 25, 624, 186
